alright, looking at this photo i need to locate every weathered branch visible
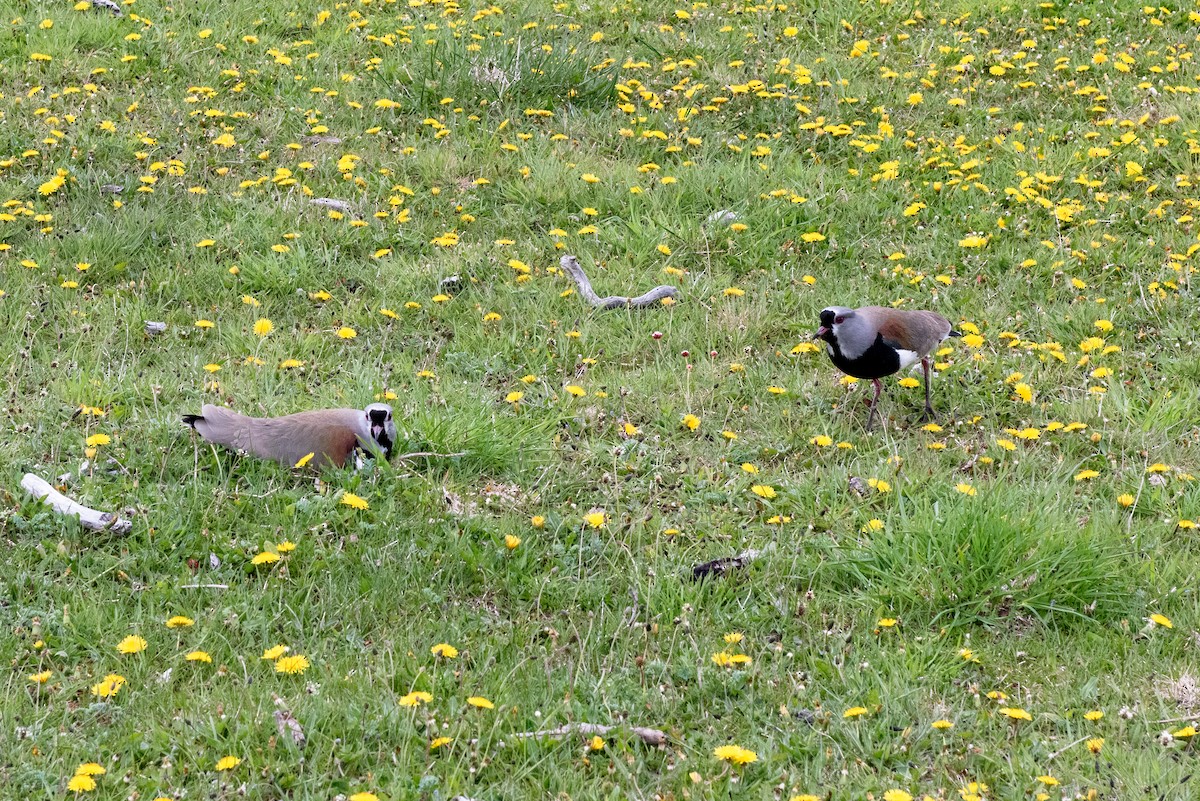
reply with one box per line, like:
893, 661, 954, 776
512, 722, 668, 746
21, 473, 133, 534
559, 255, 679, 310
692, 547, 767, 582
395, 450, 467, 461
309, 198, 354, 213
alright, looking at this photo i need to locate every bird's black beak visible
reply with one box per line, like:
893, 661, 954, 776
814, 325, 830, 340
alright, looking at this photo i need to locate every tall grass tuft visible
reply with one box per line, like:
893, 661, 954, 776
820, 493, 1142, 630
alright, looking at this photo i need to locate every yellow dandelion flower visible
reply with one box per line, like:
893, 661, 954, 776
29, 670, 52, 683
1150, 613, 1173, 628
275, 655, 310, 674
186, 651, 213, 663
214, 755, 241, 771
74, 763, 106, 777
467, 696, 494, 709
843, 706, 868, 718
90, 673, 126, 698
336, 327, 357, 339
681, 413, 701, 430
340, 492, 369, 510
583, 512, 607, 529
999, 707, 1032, 721
261, 645, 289, 660
67, 774, 97, 792
504, 534, 521, 550
431, 643, 459, 658
430, 737, 452, 750
253, 318, 274, 337
165, 616, 194, 628
116, 635, 147, 655
712, 745, 757, 765
251, 551, 280, 566
751, 485, 776, 499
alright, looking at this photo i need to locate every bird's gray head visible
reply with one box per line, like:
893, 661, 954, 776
815, 306, 876, 358
814, 306, 857, 342
363, 402, 396, 457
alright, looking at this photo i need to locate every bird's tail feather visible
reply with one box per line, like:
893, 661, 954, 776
948, 329, 963, 337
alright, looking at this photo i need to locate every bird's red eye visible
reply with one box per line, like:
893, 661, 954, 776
834, 315, 845, 324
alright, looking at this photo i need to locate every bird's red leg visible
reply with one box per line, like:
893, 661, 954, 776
920, 357, 935, 422
866, 378, 883, 430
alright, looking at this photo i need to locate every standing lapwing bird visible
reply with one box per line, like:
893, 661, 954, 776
814, 306, 961, 429
182, 403, 396, 469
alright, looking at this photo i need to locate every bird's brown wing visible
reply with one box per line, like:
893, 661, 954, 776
876, 311, 950, 355
192, 407, 362, 468
248, 410, 362, 468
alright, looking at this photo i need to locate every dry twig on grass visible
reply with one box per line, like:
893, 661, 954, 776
504, 722, 668, 747
20, 473, 133, 534
559, 254, 679, 310
691, 547, 767, 581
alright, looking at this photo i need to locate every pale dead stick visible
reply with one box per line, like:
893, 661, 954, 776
20, 473, 133, 534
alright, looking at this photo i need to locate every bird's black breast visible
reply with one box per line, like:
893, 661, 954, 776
827, 332, 901, 379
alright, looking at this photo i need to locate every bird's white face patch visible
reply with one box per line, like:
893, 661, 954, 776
895, 349, 922, 370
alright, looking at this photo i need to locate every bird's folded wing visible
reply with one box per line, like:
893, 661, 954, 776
195, 406, 361, 468
249, 409, 361, 468
877, 312, 948, 353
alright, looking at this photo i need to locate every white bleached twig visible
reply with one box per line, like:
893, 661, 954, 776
511, 722, 668, 746
21, 473, 133, 534
559, 254, 679, 310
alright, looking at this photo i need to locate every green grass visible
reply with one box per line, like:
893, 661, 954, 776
3, 0, 1200, 798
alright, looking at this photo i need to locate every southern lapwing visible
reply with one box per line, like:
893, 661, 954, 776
814, 305, 960, 429
183, 403, 396, 469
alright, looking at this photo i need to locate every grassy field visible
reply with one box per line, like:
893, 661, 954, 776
3, 0, 1200, 797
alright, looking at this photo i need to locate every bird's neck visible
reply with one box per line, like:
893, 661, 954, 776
830, 329, 871, 361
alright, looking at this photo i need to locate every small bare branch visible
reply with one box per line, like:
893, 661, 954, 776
692, 547, 767, 582
21, 473, 133, 534
560, 255, 679, 310
512, 722, 668, 746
